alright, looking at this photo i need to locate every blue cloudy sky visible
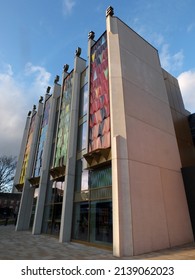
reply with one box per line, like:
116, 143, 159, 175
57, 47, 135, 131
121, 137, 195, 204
0, 0, 195, 156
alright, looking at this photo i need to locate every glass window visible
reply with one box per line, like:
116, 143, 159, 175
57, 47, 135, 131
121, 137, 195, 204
75, 159, 89, 192
88, 32, 110, 152
19, 113, 36, 184
79, 84, 88, 118
42, 181, 64, 236
54, 72, 73, 167
89, 201, 112, 244
72, 202, 89, 241
81, 169, 88, 191
72, 200, 113, 245
77, 121, 87, 152
33, 97, 51, 178
80, 67, 88, 88
89, 166, 112, 188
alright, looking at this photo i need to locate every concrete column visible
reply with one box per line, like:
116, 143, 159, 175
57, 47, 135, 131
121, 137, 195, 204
16, 102, 44, 231
32, 81, 61, 234
59, 54, 86, 242
106, 8, 134, 256
12, 112, 31, 193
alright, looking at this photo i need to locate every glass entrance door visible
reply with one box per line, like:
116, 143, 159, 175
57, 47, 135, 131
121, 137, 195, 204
72, 200, 112, 246
42, 181, 64, 236
72, 202, 89, 241
95, 201, 112, 243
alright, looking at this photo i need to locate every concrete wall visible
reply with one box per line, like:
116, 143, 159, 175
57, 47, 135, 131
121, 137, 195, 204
107, 15, 193, 256
182, 166, 195, 238
163, 69, 195, 167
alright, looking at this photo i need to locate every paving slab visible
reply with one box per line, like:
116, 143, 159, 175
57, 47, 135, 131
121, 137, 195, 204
0, 225, 195, 260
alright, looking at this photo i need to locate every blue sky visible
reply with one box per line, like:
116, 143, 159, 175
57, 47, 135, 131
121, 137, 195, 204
0, 0, 195, 156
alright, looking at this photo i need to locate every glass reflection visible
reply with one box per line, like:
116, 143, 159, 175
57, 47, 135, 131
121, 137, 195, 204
19, 113, 36, 184
33, 97, 51, 178
81, 169, 88, 191
79, 84, 88, 118
73, 161, 112, 245
72, 202, 89, 241
42, 181, 64, 235
54, 72, 73, 167
77, 121, 87, 152
29, 188, 39, 228
75, 159, 89, 192
72, 200, 112, 245
89, 32, 110, 152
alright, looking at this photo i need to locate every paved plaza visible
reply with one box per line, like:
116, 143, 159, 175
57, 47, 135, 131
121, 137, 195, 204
0, 225, 195, 260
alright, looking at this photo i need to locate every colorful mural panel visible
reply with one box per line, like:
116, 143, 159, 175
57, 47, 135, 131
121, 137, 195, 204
33, 96, 51, 178
19, 113, 36, 184
54, 71, 73, 167
89, 32, 110, 152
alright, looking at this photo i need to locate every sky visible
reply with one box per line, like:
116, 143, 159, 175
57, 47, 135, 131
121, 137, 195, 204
0, 0, 195, 157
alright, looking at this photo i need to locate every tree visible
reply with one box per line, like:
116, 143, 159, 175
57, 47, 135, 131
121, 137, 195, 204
0, 155, 17, 193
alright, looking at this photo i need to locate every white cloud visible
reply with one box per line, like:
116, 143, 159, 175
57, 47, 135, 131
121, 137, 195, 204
62, 0, 76, 15
172, 51, 184, 68
0, 62, 51, 157
159, 43, 184, 73
153, 33, 164, 47
25, 62, 51, 90
0, 65, 26, 156
187, 23, 195, 33
178, 70, 195, 113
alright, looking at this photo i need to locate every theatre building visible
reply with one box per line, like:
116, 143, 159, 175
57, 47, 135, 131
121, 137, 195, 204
13, 7, 195, 257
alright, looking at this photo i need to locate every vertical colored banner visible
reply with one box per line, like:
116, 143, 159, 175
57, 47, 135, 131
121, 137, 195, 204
19, 113, 36, 185
89, 32, 110, 152
54, 71, 73, 167
33, 97, 51, 178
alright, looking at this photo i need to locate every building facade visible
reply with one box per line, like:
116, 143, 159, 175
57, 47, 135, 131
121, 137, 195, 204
0, 193, 21, 222
13, 7, 195, 257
